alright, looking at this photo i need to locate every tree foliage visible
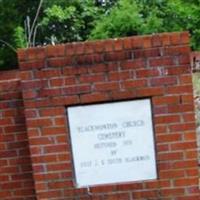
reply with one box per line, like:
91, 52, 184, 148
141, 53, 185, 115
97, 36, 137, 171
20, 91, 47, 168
1, 0, 200, 70
38, 1, 101, 44
90, 0, 200, 51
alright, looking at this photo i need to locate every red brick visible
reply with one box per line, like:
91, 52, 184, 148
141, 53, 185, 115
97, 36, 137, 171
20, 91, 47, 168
47, 163, 71, 171
57, 153, 71, 162
155, 115, 180, 124
54, 117, 66, 126
108, 71, 131, 81
160, 170, 185, 179
123, 37, 132, 49
37, 191, 62, 199
122, 79, 147, 89
95, 82, 119, 92
152, 35, 162, 47
149, 57, 174, 67
161, 188, 185, 196
0, 80, 20, 91
63, 66, 88, 75
104, 193, 130, 200
48, 57, 72, 67
161, 33, 171, 46
174, 178, 198, 187
23, 90, 37, 99
153, 105, 168, 115
153, 96, 180, 105
34, 173, 60, 181
43, 144, 68, 153
26, 118, 52, 127
171, 141, 197, 151
64, 77, 76, 85
116, 183, 143, 191
76, 54, 94, 65
111, 90, 136, 100
40, 107, 64, 116
20, 59, 45, 70
65, 43, 75, 56
41, 127, 66, 136
51, 95, 79, 106
2, 182, 22, 189
104, 39, 114, 52
25, 128, 39, 139
79, 74, 105, 83
29, 137, 55, 146
21, 80, 47, 90
134, 48, 161, 58
168, 104, 194, 113
131, 36, 143, 49
49, 78, 64, 87
84, 41, 95, 54
184, 113, 195, 125
17, 49, 27, 61
185, 150, 198, 159
166, 66, 190, 75
184, 132, 197, 141
80, 93, 109, 103
175, 196, 200, 200
143, 36, 152, 48
121, 59, 145, 69
186, 169, 199, 177
47, 45, 65, 57
181, 94, 193, 103
167, 85, 193, 94
88, 63, 107, 73
48, 180, 73, 189
94, 41, 104, 53
27, 48, 45, 61
32, 155, 57, 163
170, 33, 181, 45
150, 77, 177, 86
156, 133, 182, 143
173, 160, 198, 169
169, 122, 196, 132
158, 152, 183, 161
133, 190, 157, 198
180, 32, 190, 44
113, 39, 123, 51
136, 87, 164, 96
39, 88, 61, 97
179, 75, 192, 84
104, 51, 131, 61
136, 68, 160, 78
164, 46, 190, 56
93, 53, 104, 63
179, 54, 191, 64
62, 85, 91, 95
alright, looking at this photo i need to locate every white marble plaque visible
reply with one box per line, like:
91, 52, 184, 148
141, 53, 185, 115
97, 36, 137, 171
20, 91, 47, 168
67, 99, 157, 188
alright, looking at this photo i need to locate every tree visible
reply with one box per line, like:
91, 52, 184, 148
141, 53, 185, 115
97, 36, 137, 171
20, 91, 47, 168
1, 0, 200, 70
0, 0, 44, 70
89, 0, 200, 50
37, 0, 102, 45
0, 0, 108, 70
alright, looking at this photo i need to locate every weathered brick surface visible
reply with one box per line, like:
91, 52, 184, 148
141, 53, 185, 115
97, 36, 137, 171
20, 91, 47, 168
0, 71, 36, 200
1, 32, 199, 200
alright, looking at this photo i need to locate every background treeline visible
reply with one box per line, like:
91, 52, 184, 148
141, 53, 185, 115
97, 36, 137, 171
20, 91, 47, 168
1, 0, 200, 70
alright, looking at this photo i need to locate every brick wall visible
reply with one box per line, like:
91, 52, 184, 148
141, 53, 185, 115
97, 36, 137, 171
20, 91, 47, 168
0, 71, 36, 199
0, 32, 199, 200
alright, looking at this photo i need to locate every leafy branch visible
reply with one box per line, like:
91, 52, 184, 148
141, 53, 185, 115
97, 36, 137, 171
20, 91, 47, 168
0, 39, 17, 53
26, 0, 43, 47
